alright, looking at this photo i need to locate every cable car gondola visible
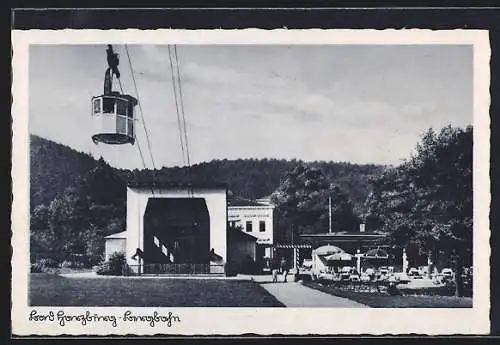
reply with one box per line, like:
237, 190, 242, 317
91, 45, 137, 145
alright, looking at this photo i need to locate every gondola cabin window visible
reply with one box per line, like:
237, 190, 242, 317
116, 99, 128, 134
103, 96, 116, 114
116, 99, 128, 116
93, 98, 101, 114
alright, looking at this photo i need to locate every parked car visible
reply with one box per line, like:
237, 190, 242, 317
349, 273, 360, 282
340, 266, 354, 281
392, 272, 411, 284
298, 259, 313, 280
348, 268, 360, 281
441, 268, 454, 281
360, 273, 371, 282
408, 267, 422, 278
379, 267, 389, 277
365, 268, 375, 278
418, 266, 430, 276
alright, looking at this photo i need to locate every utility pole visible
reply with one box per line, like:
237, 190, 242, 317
329, 195, 332, 233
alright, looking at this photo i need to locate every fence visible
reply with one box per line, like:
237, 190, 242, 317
126, 263, 225, 276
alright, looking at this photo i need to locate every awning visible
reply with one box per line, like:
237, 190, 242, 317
313, 245, 344, 256
363, 248, 389, 259
325, 252, 353, 261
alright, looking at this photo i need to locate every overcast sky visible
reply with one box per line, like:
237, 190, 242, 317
29, 44, 472, 170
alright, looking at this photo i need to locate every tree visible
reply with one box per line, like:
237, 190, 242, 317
47, 186, 91, 262
364, 125, 473, 296
271, 165, 359, 243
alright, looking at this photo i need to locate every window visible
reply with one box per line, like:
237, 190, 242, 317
116, 99, 128, 116
116, 116, 127, 134
128, 118, 134, 137
246, 221, 253, 232
259, 221, 266, 232
103, 97, 115, 114
93, 98, 101, 114
127, 103, 135, 118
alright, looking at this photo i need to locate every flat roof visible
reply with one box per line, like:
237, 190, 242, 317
299, 232, 388, 243
127, 181, 227, 190
227, 196, 271, 207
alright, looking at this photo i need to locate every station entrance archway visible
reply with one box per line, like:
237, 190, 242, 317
143, 198, 210, 264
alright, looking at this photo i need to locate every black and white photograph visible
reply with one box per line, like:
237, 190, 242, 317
11, 29, 491, 335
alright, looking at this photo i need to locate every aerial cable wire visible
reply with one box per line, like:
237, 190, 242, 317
124, 44, 157, 172
167, 45, 187, 167
115, 49, 154, 195
173, 45, 194, 196
174, 45, 192, 169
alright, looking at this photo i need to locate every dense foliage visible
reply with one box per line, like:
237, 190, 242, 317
95, 252, 129, 276
30, 157, 126, 265
364, 125, 473, 296
271, 165, 360, 242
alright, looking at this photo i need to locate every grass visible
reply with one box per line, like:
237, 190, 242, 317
29, 273, 285, 307
303, 281, 472, 308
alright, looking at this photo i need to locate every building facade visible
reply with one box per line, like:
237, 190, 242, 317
227, 197, 275, 268
125, 183, 228, 273
103, 185, 275, 274
104, 231, 127, 261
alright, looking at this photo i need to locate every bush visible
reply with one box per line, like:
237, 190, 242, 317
60, 260, 85, 269
31, 258, 60, 273
38, 258, 59, 268
31, 262, 44, 273
95, 252, 128, 276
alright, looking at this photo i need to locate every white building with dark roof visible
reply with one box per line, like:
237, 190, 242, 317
227, 196, 275, 267
102, 182, 275, 275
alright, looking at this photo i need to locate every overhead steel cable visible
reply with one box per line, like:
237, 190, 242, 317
167, 45, 187, 168
118, 48, 154, 194
172, 45, 194, 196
173, 45, 192, 169
124, 44, 157, 172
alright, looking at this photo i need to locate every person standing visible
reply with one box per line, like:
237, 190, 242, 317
271, 258, 279, 283
280, 257, 289, 283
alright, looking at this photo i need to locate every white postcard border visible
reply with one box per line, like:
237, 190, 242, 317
11, 29, 491, 336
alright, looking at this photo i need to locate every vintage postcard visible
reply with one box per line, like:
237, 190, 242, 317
11, 29, 491, 335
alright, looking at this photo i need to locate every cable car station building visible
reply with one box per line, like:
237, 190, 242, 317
123, 182, 230, 274
118, 182, 276, 275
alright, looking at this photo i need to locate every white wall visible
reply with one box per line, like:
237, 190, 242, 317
126, 187, 227, 265
227, 206, 274, 246
105, 238, 126, 261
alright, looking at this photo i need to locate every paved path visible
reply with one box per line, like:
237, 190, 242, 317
261, 282, 369, 308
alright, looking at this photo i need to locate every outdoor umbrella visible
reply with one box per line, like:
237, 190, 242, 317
313, 245, 345, 256
363, 248, 389, 259
325, 252, 353, 261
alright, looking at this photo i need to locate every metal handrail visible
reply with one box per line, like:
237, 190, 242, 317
127, 263, 225, 276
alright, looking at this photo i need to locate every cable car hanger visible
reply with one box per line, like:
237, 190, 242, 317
91, 44, 138, 146
104, 44, 120, 95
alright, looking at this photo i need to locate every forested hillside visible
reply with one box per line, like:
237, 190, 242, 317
30, 135, 385, 214
29, 134, 385, 264
30, 135, 97, 212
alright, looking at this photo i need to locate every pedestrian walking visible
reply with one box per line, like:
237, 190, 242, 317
272, 260, 279, 283
280, 257, 289, 282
